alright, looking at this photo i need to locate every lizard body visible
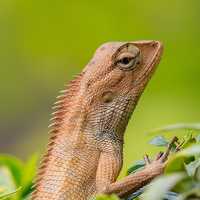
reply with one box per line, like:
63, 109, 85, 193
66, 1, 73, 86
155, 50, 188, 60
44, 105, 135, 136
31, 41, 167, 200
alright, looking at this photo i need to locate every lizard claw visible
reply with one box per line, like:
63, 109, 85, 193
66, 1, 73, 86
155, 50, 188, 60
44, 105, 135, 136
144, 154, 151, 165
155, 151, 164, 160
143, 136, 179, 166
156, 136, 179, 163
159, 136, 179, 162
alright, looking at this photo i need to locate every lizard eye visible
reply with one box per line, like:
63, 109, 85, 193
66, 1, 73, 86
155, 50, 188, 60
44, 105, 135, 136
117, 56, 137, 70
116, 45, 141, 71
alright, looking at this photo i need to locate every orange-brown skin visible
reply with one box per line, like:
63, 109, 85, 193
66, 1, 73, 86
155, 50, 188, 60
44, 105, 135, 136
31, 41, 168, 200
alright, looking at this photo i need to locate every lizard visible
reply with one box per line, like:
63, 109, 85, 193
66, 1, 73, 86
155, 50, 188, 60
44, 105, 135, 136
31, 40, 177, 200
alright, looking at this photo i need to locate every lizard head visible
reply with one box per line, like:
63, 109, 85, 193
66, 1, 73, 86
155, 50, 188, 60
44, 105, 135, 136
81, 41, 163, 138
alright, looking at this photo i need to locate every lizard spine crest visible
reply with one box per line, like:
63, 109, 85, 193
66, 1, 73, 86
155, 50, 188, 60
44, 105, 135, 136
31, 72, 84, 199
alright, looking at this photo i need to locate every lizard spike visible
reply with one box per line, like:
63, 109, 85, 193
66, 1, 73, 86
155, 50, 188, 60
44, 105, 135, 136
38, 166, 47, 173
30, 188, 41, 198
52, 105, 64, 110
53, 100, 65, 105
30, 191, 37, 198
56, 94, 66, 99
40, 155, 49, 160
52, 105, 66, 112
48, 129, 59, 134
53, 99, 72, 109
53, 104, 71, 111
69, 78, 80, 83
38, 162, 49, 170
51, 110, 67, 116
34, 173, 45, 181
61, 89, 76, 95
40, 155, 50, 163
52, 104, 65, 109
30, 191, 37, 199
31, 184, 37, 192
35, 168, 47, 177
48, 122, 60, 128
48, 141, 56, 146
49, 116, 63, 121
59, 89, 68, 93
63, 74, 82, 87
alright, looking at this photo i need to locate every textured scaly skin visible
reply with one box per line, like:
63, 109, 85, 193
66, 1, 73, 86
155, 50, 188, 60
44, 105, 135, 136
31, 41, 167, 200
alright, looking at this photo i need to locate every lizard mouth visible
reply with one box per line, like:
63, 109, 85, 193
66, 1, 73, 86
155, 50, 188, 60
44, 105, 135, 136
131, 40, 163, 86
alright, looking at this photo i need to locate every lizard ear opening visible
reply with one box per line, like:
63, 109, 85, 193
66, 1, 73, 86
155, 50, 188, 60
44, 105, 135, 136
102, 91, 114, 103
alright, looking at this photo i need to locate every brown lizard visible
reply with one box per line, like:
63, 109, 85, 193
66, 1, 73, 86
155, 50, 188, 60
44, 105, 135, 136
31, 40, 176, 200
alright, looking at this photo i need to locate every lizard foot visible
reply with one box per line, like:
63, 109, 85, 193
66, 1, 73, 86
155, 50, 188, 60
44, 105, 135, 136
143, 136, 179, 174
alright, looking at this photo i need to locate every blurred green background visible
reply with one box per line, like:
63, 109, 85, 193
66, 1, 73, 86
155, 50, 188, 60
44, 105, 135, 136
0, 0, 200, 175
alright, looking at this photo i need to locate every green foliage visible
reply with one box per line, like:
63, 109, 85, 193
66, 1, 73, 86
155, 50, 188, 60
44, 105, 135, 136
141, 141, 200, 199
140, 129, 200, 200
93, 194, 120, 200
0, 154, 38, 200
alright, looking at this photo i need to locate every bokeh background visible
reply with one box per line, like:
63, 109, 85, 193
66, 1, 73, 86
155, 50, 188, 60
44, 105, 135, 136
0, 0, 200, 175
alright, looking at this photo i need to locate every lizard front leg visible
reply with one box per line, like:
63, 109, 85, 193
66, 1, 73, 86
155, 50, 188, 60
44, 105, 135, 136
96, 150, 123, 194
96, 137, 178, 198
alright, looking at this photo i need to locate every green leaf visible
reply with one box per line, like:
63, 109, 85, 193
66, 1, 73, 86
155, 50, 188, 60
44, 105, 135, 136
178, 145, 200, 157
165, 157, 185, 174
181, 133, 196, 149
93, 194, 119, 200
194, 165, 200, 181
16, 154, 38, 199
0, 154, 38, 200
0, 167, 16, 196
172, 177, 194, 193
196, 134, 200, 143
165, 145, 200, 174
126, 187, 145, 200
149, 136, 168, 147
148, 123, 200, 134
0, 155, 24, 187
185, 159, 200, 177
141, 173, 185, 200
0, 187, 21, 200
177, 187, 200, 200
127, 160, 145, 175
